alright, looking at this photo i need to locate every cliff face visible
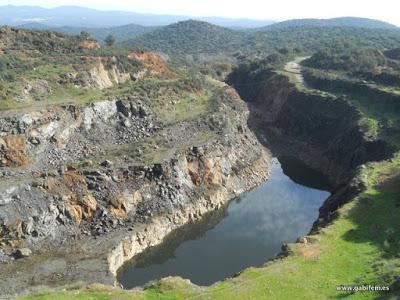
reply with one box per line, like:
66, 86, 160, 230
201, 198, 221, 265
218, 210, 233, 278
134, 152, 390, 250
107, 139, 270, 277
0, 79, 271, 296
229, 70, 392, 186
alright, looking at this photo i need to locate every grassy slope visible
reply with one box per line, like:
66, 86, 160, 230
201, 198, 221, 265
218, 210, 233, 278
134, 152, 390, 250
20, 153, 400, 299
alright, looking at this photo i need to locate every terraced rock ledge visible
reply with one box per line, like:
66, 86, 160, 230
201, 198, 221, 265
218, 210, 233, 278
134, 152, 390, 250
0, 62, 271, 297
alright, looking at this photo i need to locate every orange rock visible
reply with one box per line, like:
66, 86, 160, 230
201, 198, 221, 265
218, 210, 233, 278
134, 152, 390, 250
6, 219, 23, 238
0, 135, 29, 167
128, 51, 174, 76
68, 194, 98, 224
109, 191, 142, 218
187, 155, 223, 187
79, 39, 101, 49
63, 170, 87, 188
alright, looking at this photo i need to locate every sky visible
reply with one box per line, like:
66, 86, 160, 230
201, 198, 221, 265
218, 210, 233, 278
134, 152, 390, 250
1, 0, 400, 26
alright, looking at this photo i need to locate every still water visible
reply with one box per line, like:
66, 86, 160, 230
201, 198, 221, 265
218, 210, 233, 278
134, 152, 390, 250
118, 157, 331, 288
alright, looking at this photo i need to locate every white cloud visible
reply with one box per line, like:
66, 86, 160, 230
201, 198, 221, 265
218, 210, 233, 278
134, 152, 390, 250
2, 0, 400, 25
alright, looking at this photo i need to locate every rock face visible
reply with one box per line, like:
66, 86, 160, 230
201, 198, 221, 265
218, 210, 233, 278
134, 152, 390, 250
128, 51, 174, 76
14, 248, 32, 259
107, 142, 270, 276
88, 57, 132, 89
0, 135, 29, 167
79, 39, 101, 50
228, 66, 396, 240
0, 80, 271, 296
229, 70, 393, 186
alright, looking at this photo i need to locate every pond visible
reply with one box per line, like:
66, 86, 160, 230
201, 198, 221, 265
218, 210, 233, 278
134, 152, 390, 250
118, 157, 331, 288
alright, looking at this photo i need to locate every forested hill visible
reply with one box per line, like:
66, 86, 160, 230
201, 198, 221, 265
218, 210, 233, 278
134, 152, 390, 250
16, 22, 156, 44
261, 17, 398, 30
125, 21, 400, 57
251, 27, 400, 53
124, 20, 244, 55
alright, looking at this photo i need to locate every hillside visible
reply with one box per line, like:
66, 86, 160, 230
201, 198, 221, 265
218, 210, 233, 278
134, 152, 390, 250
125, 20, 245, 55
302, 43, 387, 72
0, 27, 175, 109
0, 26, 86, 53
251, 26, 400, 53
263, 17, 398, 30
17, 23, 157, 43
385, 48, 400, 60
125, 21, 400, 57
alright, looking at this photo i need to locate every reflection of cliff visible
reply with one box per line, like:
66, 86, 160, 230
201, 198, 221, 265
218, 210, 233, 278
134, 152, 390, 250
118, 203, 229, 271
278, 156, 332, 191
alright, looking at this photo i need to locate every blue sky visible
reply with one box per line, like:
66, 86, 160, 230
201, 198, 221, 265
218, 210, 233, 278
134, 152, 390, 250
1, 0, 400, 25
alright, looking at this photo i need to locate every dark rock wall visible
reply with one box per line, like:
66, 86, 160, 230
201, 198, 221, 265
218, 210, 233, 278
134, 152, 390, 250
229, 71, 393, 187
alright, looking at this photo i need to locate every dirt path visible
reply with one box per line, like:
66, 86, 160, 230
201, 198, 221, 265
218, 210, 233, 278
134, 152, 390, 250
284, 56, 309, 86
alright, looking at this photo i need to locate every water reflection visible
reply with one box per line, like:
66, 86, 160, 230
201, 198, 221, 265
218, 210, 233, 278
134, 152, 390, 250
118, 158, 330, 288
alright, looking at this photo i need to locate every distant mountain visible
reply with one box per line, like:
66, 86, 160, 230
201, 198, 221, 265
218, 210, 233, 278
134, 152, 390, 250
0, 5, 274, 28
125, 20, 245, 55
261, 17, 398, 30
17, 23, 156, 43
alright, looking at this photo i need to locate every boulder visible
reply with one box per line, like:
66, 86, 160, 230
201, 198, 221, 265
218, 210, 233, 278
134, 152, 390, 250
14, 248, 32, 259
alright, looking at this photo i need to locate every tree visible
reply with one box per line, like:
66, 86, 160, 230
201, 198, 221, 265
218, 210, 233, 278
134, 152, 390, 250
105, 34, 116, 47
80, 31, 90, 39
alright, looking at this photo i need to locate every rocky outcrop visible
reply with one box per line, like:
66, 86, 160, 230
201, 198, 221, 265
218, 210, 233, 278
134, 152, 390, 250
0, 79, 271, 296
79, 39, 101, 50
229, 70, 392, 186
88, 57, 132, 89
107, 146, 270, 276
0, 135, 29, 167
128, 51, 174, 76
228, 64, 397, 243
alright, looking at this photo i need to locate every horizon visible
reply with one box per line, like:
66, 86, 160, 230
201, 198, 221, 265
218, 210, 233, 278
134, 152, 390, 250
0, 1, 399, 26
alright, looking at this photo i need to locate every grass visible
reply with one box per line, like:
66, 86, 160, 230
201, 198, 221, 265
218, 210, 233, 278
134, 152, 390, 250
153, 90, 213, 125
93, 128, 217, 166
298, 68, 400, 149
371, 85, 400, 97
276, 57, 336, 98
341, 94, 400, 149
0, 78, 179, 111
20, 153, 400, 300
358, 117, 380, 140
25, 65, 74, 80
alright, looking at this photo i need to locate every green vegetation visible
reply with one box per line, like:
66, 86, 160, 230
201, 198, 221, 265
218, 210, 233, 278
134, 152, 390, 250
263, 17, 398, 30
0, 27, 83, 53
125, 20, 245, 55
302, 67, 400, 149
251, 27, 400, 55
126, 21, 400, 58
303, 43, 386, 72
154, 90, 212, 124
384, 48, 400, 60
105, 34, 116, 47
79, 30, 90, 39
18, 23, 156, 44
